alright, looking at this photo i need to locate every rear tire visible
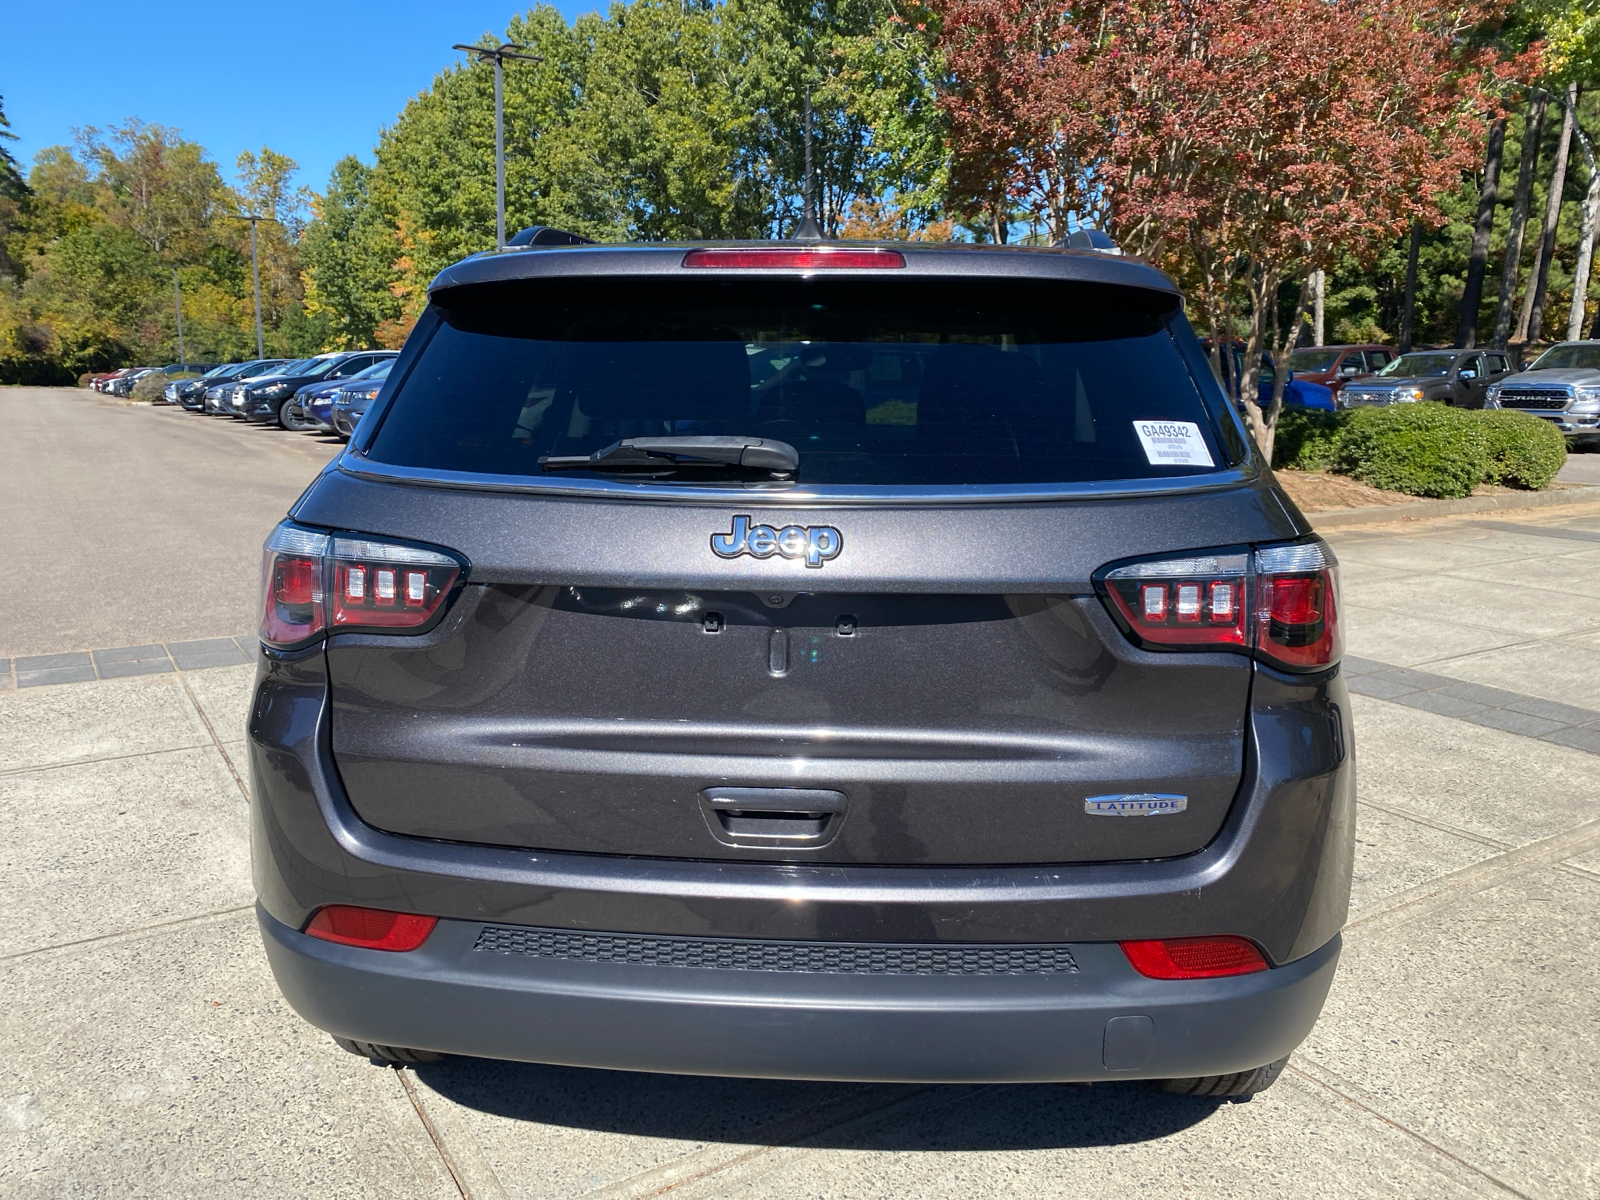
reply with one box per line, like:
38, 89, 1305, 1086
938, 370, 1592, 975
1153, 1054, 1289, 1099
332, 1036, 444, 1065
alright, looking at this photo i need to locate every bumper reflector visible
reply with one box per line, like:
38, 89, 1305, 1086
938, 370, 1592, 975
304, 905, 438, 952
1120, 936, 1268, 979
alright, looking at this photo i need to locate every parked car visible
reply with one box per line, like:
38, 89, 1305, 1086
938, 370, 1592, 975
327, 362, 396, 439
1285, 345, 1394, 398
91, 369, 132, 393
1208, 342, 1336, 412
285, 356, 398, 433
1485, 340, 1600, 447
109, 362, 214, 401
170, 360, 280, 410
107, 367, 161, 398
240, 351, 393, 428
1340, 348, 1513, 409
210, 362, 290, 415
253, 235, 1353, 1098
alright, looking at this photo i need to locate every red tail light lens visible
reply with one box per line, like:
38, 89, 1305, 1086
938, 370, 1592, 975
1121, 936, 1268, 979
260, 526, 329, 647
1254, 543, 1341, 669
330, 537, 459, 630
1101, 553, 1250, 649
304, 905, 438, 951
1098, 539, 1339, 671
682, 247, 905, 270
259, 523, 463, 648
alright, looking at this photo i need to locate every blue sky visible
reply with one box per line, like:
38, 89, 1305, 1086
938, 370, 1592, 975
2, 0, 597, 195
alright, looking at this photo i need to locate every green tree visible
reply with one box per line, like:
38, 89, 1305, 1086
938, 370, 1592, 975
300, 156, 401, 347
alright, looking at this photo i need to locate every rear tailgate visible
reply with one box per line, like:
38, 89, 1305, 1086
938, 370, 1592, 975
314, 489, 1281, 867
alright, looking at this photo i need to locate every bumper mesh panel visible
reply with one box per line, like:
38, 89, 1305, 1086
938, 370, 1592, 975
473, 925, 1078, 975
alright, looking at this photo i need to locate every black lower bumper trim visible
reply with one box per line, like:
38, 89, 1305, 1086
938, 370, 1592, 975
259, 905, 1339, 1083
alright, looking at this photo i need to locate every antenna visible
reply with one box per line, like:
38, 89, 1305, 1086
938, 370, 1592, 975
795, 90, 823, 240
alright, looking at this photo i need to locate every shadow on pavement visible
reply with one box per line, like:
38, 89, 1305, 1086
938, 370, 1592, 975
412, 1058, 1225, 1150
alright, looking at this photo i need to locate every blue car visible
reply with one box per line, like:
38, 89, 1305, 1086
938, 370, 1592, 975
329, 364, 394, 439
283, 356, 396, 433
1208, 342, 1336, 413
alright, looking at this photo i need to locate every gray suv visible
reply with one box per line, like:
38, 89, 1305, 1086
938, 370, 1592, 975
250, 238, 1354, 1098
1487, 340, 1600, 446
1340, 348, 1512, 409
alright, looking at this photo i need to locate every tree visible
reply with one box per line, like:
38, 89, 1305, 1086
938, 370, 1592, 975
79, 120, 228, 264
0, 94, 31, 283
235, 147, 313, 337
1514, 80, 1577, 343
299, 157, 401, 348
939, 0, 1098, 243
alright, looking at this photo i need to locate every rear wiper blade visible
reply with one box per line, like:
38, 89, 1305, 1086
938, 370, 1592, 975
539, 436, 799, 475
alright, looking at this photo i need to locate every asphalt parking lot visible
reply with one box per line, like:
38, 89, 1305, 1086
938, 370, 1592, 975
2, 387, 1598, 1198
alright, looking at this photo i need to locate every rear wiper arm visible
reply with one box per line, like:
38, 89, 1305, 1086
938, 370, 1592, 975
540, 436, 799, 475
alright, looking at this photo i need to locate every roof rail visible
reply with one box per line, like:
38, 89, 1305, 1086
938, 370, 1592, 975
1058, 228, 1124, 255
506, 225, 596, 248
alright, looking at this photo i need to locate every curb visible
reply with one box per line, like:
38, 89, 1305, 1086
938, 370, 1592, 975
1306, 485, 1600, 529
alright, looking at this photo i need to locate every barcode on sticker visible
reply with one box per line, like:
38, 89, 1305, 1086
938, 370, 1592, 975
1133, 421, 1214, 468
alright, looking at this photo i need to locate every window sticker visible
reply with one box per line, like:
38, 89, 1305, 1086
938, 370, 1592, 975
1133, 420, 1214, 468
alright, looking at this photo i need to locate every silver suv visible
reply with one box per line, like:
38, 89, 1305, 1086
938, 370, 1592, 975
1488, 341, 1600, 446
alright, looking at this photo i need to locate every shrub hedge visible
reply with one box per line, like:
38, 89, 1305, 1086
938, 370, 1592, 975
1477, 409, 1568, 490
131, 372, 197, 403
1272, 403, 1567, 499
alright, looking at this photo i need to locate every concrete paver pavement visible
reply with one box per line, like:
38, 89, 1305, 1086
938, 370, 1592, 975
2, 392, 1598, 1196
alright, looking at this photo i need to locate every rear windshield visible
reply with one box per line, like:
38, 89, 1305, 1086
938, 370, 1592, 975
364, 278, 1236, 487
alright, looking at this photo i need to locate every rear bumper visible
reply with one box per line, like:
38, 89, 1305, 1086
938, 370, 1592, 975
259, 903, 1339, 1082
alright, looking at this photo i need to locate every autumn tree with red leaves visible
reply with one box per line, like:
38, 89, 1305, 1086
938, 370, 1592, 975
938, 0, 1502, 456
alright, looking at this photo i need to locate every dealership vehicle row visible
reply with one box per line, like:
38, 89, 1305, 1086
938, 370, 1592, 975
88, 350, 398, 439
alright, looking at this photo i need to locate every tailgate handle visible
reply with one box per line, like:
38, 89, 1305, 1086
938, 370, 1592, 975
699, 787, 848, 848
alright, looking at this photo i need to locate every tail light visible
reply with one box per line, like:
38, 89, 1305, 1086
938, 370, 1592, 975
305, 905, 438, 952
1121, 936, 1268, 979
260, 522, 464, 648
1097, 538, 1339, 671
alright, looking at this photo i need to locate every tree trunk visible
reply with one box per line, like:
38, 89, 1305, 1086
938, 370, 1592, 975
1568, 126, 1600, 340
1237, 265, 1272, 452
1458, 116, 1506, 347
1266, 273, 1316, 462
1519, 82, 1577, 346
1239, 263, 1309, 462
1312, 268, 1325, 345
1399, 222, 1423, 352
1493, 90, 1549, 347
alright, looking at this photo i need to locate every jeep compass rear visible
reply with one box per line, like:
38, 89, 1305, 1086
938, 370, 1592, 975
250, 240, 1353, 1095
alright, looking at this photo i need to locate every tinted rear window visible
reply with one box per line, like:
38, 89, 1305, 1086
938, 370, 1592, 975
366, 277, 1235, 487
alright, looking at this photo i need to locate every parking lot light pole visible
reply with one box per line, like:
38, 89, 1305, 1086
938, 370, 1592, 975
172, 269, 186, 365
452, 42, 543, 249
243, 215, 265, 359
222, 213, 270, 359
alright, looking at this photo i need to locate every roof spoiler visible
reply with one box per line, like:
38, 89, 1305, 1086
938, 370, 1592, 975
506, 225, 596, 248
1058, 228, 1124, 255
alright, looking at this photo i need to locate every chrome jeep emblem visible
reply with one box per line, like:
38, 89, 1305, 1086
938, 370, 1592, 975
1084, 793, 1188, 817
711, 515, 843, 569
